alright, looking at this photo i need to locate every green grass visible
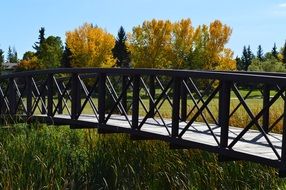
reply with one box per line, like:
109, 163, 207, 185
0, 124, 285, 189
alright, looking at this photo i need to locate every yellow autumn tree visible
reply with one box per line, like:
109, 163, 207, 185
171, 19, 194, 69
129, 19, 235, 70
66, 23, 115, 68
129, 19, 173, 68
189, 20, 235, 70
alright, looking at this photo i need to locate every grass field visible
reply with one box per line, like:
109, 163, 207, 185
1, 89, 285, 189
0, 124, 286, 189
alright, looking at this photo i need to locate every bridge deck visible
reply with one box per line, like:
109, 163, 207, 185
47, 114, 282, 161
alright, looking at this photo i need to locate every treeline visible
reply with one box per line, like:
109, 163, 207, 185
17, 19, 235, 71
0, 46, 19, 65
236, 43, 286, 72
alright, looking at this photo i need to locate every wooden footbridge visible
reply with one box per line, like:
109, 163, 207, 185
1, 68, 286, 176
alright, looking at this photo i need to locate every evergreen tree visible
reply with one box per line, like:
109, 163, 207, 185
236, 56, 243, 70
112, 26, 131, 68
6, 46, 17, 63
33, 27, 45, 55
272, 43, 278, 59
62, 44, 72, 68
0, 49, 4, 68
257, 45, 264, 61
282, 41, 286, 64
7, 46, 12, 62
240, 45, 253, 71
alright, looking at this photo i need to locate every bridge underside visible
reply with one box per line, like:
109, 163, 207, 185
27, 114, 284, 173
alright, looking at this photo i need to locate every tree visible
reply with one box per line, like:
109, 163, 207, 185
33, 27, 45, 55
272, 43, 278, 59
282, 41, 286, 64
257, 45, 264, 61
38, 36, 64, 68
62, 45, 72, 68
0, 49, 4, 68
240, 45, 253, 71
18, 51, 38, 70
248, 58, 286, 72
112, 26, 131, 68
66, 23, 115, 68
129, 19, 173, 68
129, 19, 235, 70
7, 46, 18, 63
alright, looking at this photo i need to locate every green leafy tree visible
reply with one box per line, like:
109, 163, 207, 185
272, 43, 278, 59
249, 58, 286, 72
112, 26, 131, 68
282, 41, 286, 64
38, 36, 63, 68
257, 45, 264, 61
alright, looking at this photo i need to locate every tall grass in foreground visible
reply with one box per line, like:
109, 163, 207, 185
0, 123, 286, 189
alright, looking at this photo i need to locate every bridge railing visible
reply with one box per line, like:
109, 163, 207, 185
1, 68, 286, 173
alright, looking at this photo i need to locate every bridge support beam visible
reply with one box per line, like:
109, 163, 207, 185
149, 75, 155, 118
218, 81, 231, 160
8, 78, 16, 115
172, 77, 181, 138
26, 76, 32, 117
180, 79, 187, 122
280, 97, 286, 177
97, 73, 106, 133
262, 84, 270, 133
121, 75, 128, 115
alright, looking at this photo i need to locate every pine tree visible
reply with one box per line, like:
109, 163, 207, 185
272, 43, 278, 59
257, 45, 264, 61
282, 41, 286, 64
112, 26, 131, 68
0, 49, 4, 68
240, 45, 253, 71
62, 45, 72, 68
33, 27, 45, 55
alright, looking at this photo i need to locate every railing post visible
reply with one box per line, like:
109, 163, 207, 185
71, 73, 81, 120
41, 83, 46, 114
263, 84, 270, 133
26, 76, 32, 117
132, 75, 140, 130
8, 77, 16, 115
122, 75, 128, 114
280, 95, 286, 177
98, 73, 106, 127
172, 77, 181, 138
57, 81, 63, 114
149, 75, 155, 117
47, 74, 53, 117
219, 81, 231, 148
181, 79, 187, 121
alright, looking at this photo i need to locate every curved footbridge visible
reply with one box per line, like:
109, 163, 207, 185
1, 68, 286, 176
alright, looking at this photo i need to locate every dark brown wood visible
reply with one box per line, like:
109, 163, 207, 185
47, 74, 53, 117
263, 84, 270, 133
71, 73, 81, 120
219, 81, 231, 148
8, 78, 16, 115
2, 68, 286, 177
26, 76, 32, 116
172, 77, 181, 138
149, 75, 155, 117
132, 76, 140, 130
98, 73, 106, 125
180, 79, 187, 121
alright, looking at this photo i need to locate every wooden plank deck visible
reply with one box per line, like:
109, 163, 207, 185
48, 114, 282, 161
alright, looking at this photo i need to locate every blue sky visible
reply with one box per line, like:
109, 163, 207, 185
1, 0, 286, 58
